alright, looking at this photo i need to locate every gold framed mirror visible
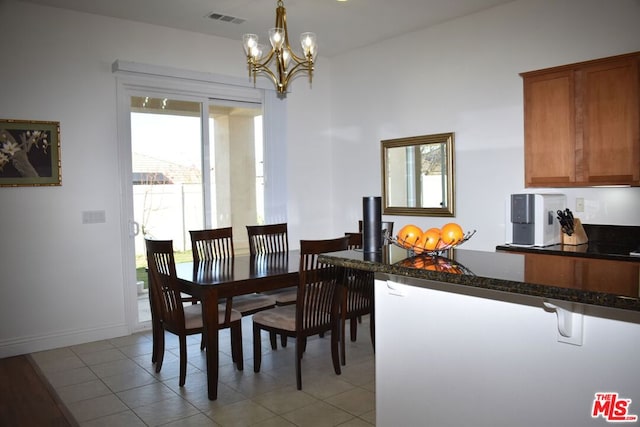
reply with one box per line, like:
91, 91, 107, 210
381, 132, 455, 217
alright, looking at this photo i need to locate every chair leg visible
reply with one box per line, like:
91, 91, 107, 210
253, 324, 262, 373
331, 324, 342, 376
269, 331, 277, 350
231, 323, 243, 371
155, 329, 165, 373
280, 334, 287, 348
178, 335, 187, 387
340, 316, 347, 366
151, 323, 158, 364
295, 337, 304, 390
200, 336, 205, 351
350, 318, 358, 342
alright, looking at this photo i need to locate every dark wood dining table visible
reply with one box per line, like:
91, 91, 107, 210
174, 250, 300, 400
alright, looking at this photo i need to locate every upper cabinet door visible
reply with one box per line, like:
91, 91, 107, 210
521, 52, 640, 188
581, 57, 640, 185
523, 70, 575, 186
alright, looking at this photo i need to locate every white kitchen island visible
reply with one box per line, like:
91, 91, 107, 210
319, 246, 640, 427
375, 273, 640, 427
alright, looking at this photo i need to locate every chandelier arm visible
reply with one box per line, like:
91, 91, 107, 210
286, 62, 311, 78
252, 52, 289, 93
282, 61, 313, 86
253, 62, 278, 80
252, 64, 281, 90
253, 49, 276, 68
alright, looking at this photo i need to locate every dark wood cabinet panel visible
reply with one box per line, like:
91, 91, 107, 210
581, 57, 640, 184
525, 253, 578, 289
581, 258, 639, 298
523, 70, 576, 186
521, 52, 640, 187
524, 253, 639, 298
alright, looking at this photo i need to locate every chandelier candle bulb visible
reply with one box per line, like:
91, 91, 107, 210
301, 33, 317, 57
243, 34, 257, 55
269, 28, 284, 50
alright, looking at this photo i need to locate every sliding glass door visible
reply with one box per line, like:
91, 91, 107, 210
115, 64, 287, 332
129, 95, 264, 324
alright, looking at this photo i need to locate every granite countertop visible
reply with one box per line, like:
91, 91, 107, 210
495, 242, 640, 261
318, 244, 640, 313
497, 223, 640, 262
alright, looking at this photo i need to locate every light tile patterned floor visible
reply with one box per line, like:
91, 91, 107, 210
31, 316, 376, 426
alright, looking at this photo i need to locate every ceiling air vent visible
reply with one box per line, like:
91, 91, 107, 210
207, 12, 245, 24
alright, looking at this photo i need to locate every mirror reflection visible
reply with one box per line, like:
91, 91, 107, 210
381, 132, 455, 217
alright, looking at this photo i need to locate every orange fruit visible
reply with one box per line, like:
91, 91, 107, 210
440, 223, 464, 245
417, 228, 441, 252
396, 224, 423, 249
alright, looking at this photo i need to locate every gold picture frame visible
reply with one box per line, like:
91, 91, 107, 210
0, 119, 61, 187
381, 132, 455, 217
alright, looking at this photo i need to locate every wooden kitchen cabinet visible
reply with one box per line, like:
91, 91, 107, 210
524, 253, 639, 298
580, 258, 639, 297
521, 52, 640, 187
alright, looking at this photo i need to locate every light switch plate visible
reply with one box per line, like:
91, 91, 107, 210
82, 210, 106, 224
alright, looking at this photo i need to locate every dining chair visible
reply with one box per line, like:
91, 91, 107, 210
252, 235, 350, 390
189, 228, 277, 315
246, 223, 297, 306
145, 239, 244, 387
190, 227, 234, 260
345, 231, 363, 250
341, 232, 375, 365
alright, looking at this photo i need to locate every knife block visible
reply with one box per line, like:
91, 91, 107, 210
562, 218, 589, 246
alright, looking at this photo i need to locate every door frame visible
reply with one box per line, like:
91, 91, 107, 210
114, 61, 286, 332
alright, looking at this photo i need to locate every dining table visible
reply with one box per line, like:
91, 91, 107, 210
174, 250, 300, 400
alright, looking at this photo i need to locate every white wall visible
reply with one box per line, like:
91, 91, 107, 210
329, 0, 640, 249
0, 0, 333, 356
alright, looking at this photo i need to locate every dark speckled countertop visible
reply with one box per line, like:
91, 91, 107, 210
318, 243, 640, 313
497, 224, 640, 262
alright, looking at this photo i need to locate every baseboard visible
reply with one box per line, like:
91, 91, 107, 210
0, 323, 130, 358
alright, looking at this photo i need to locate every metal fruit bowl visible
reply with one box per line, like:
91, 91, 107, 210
386, 229, 476, 257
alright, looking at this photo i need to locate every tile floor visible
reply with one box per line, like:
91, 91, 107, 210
31, 315, 376, 426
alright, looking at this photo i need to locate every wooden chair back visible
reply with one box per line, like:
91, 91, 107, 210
145, 239, 189, 334
246, 223, 288, 255
345, 232, 363, 250
344, 270, 373, 317
190, 227, 234, 261
297, 236, 350, 334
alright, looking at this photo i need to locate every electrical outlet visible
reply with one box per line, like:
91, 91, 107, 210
576, 198, 584, 212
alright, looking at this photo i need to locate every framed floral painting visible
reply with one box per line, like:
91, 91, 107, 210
0, 119, 61, 187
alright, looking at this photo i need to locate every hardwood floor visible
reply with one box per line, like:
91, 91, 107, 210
0, 355, 77, 426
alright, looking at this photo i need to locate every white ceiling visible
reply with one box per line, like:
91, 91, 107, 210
16, 0, 514, 57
